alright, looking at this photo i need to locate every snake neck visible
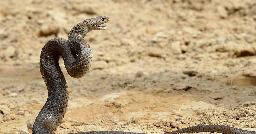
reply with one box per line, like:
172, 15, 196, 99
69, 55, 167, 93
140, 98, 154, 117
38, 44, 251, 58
33, 36, 92, 134
33, 38, 75, 134
68, 16, 109, 39
68, 20, 91, 39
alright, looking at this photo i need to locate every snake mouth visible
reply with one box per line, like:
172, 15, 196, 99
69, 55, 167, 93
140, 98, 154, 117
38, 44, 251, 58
97, 25, 107, 30
93, 16, 109, 30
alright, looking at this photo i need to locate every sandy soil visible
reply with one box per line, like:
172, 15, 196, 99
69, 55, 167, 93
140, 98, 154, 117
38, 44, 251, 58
1, 0, 256, 133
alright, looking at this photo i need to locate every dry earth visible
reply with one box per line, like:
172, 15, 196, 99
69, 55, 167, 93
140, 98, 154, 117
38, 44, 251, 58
1, 0, 256, 134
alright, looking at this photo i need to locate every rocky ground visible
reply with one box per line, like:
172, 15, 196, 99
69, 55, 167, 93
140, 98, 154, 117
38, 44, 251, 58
1, 0, 256, 133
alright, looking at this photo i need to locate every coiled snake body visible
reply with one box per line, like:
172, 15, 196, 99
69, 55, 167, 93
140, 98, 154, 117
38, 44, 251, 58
33, 16, 110, 134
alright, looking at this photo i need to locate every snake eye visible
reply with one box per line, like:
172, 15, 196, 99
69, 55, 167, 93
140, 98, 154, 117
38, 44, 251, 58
101, 17, 105, 21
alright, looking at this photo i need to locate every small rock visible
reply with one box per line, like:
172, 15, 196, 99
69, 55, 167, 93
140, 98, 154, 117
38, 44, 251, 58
3, 46, 16, 58
216, 37, 227, 44
26, 119, 34, 131
183, 70, 198, 77
92, 61, 108, 70
235, 49, 256, 57
180, 44, 188, 53
14, 61, 22, 66
0, 105, 11, 115
215, 41, 236, 53
172, 84, 192, 91
135, 71, 144, 78
148, 49, 164, 58
217, 6, 228, 18
183, 27, 200, 37
244, 34, 255, 44
75, 6, 97, 15
146, 28, 157, 35
17, 85, 25, 92
10, 113, 16, 120
151, 37, 159, 43
242, 101, 256, 107
115, 58, 128, 66
151, 32, 167, 43
9, 92, 17, 97
8, 103, 16, 109
3, 115, 11, 122
0, 28, 8, 39
230, 44, 256, 57
16, 110, 25, 116
248, 5, 256, 16
60, 122, 71, 129
37, 19, 45, 25
121, 38, 136, 47
0, 13, 3, 21
171, 41, 182, 54
38, 24, 59, 37
104, 101, 121, 109
47, 11, 67, 26
0, 113, 3, 122
20, 129, 29, 134
3, 114, 15, 121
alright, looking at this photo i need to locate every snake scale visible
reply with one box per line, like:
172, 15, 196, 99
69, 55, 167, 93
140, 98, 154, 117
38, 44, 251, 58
32, 16, 255, 134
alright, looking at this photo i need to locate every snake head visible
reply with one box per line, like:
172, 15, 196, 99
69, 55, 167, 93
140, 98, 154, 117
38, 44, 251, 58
89, 16, 109, 30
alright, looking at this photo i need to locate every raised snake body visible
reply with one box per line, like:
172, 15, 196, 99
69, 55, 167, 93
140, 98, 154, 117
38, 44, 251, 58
33, 16, 109, 134
32, 16, 255, 134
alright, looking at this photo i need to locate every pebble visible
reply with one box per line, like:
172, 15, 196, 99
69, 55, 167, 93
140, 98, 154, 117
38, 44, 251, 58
26, 119, 34, 131
3, 113, 15, 121
75, 6, 97, 15
17, 84, 25, 92
20, 129, 29, 134
60, 122, 71, 129
38, 24, 59, 37
9, 92, 18, 97
121, 38, 136, 47
151, 32, 167, 43
3, 115, 10, 122
10, 113, 16, 120
0, 105, 11, 115
234, 47, 256, 57
0, 12, 3, 21
146, 28, 157, 35
244, 34, 255, 44
183, 27, 200, 37
0, 28, 8, 39
135, 71, 144, 78
217, 6, 228, 18
215, 41, 236, 53
147, 49, 164, 58
3, 46, 16, 58
92, 60, 108, 70
115, 58, 128, 66
183, 70, 198, 77
171, 41, 182, 54
16, 110, 25, 116
104, 101, 121, 109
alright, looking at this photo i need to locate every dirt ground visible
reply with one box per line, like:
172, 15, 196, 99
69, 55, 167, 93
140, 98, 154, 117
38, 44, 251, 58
1, 0, 256, 133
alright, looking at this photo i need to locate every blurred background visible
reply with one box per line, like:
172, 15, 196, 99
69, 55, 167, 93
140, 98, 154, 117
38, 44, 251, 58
0, 0, 256, 133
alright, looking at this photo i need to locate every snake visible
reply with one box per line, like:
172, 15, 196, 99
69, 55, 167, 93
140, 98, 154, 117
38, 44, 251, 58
32, 16, 255, 134
32, 16, 145, 134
